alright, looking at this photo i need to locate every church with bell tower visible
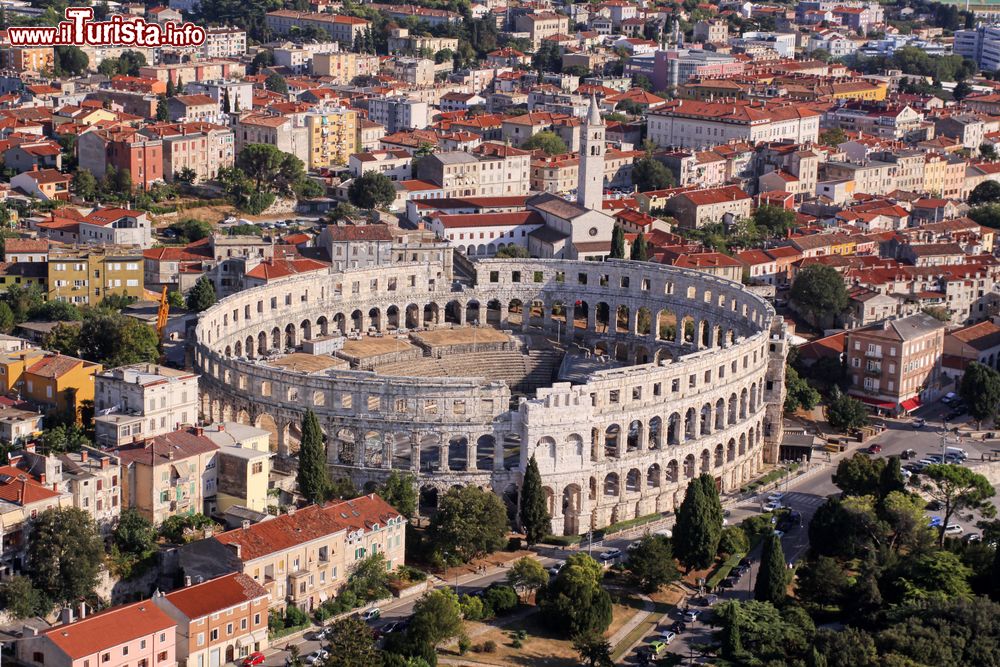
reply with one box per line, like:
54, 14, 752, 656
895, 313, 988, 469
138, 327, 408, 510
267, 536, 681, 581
577, 94, 605, 211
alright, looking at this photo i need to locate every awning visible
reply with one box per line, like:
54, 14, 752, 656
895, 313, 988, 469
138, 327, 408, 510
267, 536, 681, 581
900, 397, 921, 412
856, 396, 895, 410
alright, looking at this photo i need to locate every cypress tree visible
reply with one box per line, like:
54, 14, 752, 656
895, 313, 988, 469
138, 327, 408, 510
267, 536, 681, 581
519, 455, 551, 545
699, 473, 724, 546
222, 89, 231, 114
754, 533, 788, 605
721, 606, 743, 659
297, 409, 331, 504
674, 475, 720, 571
610, 225, 625, 259
877, 456, 906, 500
630, 231, 649, 261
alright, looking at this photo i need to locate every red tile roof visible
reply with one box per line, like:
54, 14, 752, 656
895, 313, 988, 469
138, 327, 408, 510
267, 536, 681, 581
245, 258, 328, 281
435, 211, 543, 229
42, 601, 175, 660
0, 465, 61, 505
117, 427, 219, 466
215, 495, 403, 561
5, 238, 49, 253
164, 573, 268, 619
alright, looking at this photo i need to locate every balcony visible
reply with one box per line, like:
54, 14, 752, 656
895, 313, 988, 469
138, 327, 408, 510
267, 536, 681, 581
864, 350, 882, 359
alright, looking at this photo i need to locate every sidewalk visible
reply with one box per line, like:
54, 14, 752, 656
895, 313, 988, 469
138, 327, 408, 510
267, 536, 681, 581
608, 593, 654, 647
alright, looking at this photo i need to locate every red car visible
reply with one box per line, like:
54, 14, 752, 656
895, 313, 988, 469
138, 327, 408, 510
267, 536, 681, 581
866, 444, 882, 454
242, 652, 266, 667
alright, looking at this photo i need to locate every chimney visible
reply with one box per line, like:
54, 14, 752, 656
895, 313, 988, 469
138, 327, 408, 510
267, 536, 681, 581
288, 506, 296, 516
78, 602, 86, 620
184, 575, 192, 587
242, 520, 251, 530
80, 450, 88, 463
24, 442, 35, 453
60, 607, 74, 625
194, 426, 203, 436
218, 424, 225, 432
100, 456, 109, 469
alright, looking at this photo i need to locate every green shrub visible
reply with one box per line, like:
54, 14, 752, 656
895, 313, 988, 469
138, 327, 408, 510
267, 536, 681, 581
542, 534, 581, 546
507, 536, 523, 551
511, 638, 523, 649
483, 584, 518, 615
339, 589, 358, 609
478, 640, 497, 653
284, 605, 308, 627
458, 635, 471, 655
459, 594, 485, 621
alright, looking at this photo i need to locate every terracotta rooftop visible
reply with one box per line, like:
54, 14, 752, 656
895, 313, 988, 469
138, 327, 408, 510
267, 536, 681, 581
41, 601, 175, 660
117, 427, 219, 466
163, 572, 268, 619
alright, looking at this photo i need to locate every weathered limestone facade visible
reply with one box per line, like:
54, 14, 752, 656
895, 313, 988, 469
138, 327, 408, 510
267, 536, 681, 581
194, 258, 787, 535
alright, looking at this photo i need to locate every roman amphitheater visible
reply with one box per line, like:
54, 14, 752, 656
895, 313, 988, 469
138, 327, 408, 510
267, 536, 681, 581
194, 258, 788, 535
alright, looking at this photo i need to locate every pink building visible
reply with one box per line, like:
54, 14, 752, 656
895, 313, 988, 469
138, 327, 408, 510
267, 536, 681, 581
18, 601, 177, 667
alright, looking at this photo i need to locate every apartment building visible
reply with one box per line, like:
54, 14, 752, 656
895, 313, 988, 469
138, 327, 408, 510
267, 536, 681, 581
94, 364, 200, 448
846, 313, 945, 414
366, 96, 430, 134
386, 57, 436, 86
647, 100, 820, 149
184, 495, 406, 612
415, 144, 532, 198
48, 247, 144, 305
79, 207, 153, 248
667, 186, 753, 229
17, 601, 177, 667
823, 160, 898, 197
138, 61, 246, 85
185, 81, 254, 117
10, 169, 71, 201
234, 114, 309, 167
0, 349, 100, 418
202, 27, 247, 59
311, 52, 381, 84
78, 126, 164, 190
0, 46, 54, 73
825, 103, 924, 140
155, 573, 270, 667
13, 445, 122, 531
118, 427, 220, 525
349, 150, 413, 181
141, 122, 236, 184
0, 461, 72, 577
514, 12, 570, 46
306, 109, 358, 169
265, 10, 370, 46
955, 23, 1000, 71
530, 148, 639, 194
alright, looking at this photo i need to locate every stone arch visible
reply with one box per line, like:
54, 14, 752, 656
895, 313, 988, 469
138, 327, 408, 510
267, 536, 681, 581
476, 434, 495, 470
466, 300, 481, 324
405, 303, 420, 329
562, 484, 581, 535
336, 428, 356, 465
647, 463, 661, 488
684, 407, 697, 440
700, 449, 711, 474
740, 388, 748, 419
605, 424, 621, 458
635, 346, 650, 364
244, 336, 254, 358
573, 299, 589, 330
627, 419, 642, 453
508, 298, 523, 326
445, 300, 462, 324
566, 433, 584, 458
595, 341, 609, 356
448, 435, 469, 470
419, 485, 439, 511
614, 342, 629, 362
683, 453, 696, 479
739, 432, 747, 456
236, 408, 251, 425
419, 432, 442, 470
386, 305, 400, 329
300, 319, 312, 341
714, 324, 724, 348
636, 307, 652, 336
659, 416, 678, 451
658, 308, 676, 341
648, 416, 662, 450
529, 299, 545, 327
700, 320, 710, 347
538, 435, 557, 461
728, 392, 738, 425
368, 307, 382, 331
255, 413, 281, 453
595, 301, 610, 332
700, 403, 712, 436
625, 468, 641, 493
363, 430, 383, 467
714, 443, 724, 468
589, 476, 597, 501
666, 459, 678, 483
542, 486, 555, 518
391, 432, 412, 469
681, 316, 695, 344
727, 438, 736, 462
257, 331, 267, 356
224, 345, 232, 357
483, 299, 500, 326
423, 302, 439, 326
317, 315, 329, 336
616, 305, 630, 333
284, 323, 296, 348
502, 433, 520, 470
350, 309, 363, 332
603, 472, 620, 497
271, 327, 281, 349
750, 382, 759, 412
715, 398, 725, 430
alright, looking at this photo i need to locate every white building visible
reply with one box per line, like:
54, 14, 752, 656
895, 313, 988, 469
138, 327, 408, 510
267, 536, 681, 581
94, 364, 200, 447
647, 100, 820, 149
348, 149, 413, 181
955, 24, 1000, 71
366, 96, 430, 134
80, 207, 153, 248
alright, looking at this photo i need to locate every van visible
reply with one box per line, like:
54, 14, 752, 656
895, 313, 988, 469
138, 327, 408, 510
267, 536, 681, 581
945, 446, 968, 460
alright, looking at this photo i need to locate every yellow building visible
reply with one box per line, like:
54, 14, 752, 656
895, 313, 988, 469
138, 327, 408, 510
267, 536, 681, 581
0, 349, 101, 418
48, 246, 144, 305
306, 109, 358, 168
202, 422, 272, 514
923, 153, 947, 196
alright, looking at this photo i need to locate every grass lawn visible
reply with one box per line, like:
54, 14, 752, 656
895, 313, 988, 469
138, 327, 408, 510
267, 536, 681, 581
440, 596, 647, 667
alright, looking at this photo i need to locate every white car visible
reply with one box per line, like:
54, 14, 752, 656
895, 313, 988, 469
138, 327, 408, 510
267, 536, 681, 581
768, 491, 786, 502
659, 630, 677, 644
362, 607, 381, 621
682, 609, 701, 623
599, 548, 622, 561
654, 528, 673, 539
763, 501, 784, 512
773, 529, 785, 538
304, 651, 328, 665
944, 523, 963, 535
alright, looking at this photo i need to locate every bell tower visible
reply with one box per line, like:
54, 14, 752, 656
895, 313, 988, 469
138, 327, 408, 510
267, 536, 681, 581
577, 93, 605, 211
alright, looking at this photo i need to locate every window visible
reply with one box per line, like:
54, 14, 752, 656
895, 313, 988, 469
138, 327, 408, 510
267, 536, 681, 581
157, 653, 167, 663
197, 633, 205, 647
227, 623, 233, 635
103, 655, 110, 664
210, 629, 219, 641
33, 654, 44, 664
252, 461, 263, 474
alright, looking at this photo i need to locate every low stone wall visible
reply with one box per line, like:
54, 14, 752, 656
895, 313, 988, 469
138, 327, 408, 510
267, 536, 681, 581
336, 345, 423, 370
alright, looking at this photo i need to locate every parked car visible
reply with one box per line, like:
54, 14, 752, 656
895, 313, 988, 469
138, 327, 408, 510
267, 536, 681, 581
702, 594, 719, 606
963, 533, 982, 543
763, 500, 784, 512
945, 523, 963, 535
774, 529, 786, 538
362, 608, 381, 622
659, 630, 677, 644
901, 449, 918, 460
942, 392, 957, 404
912, 419, 926, 429
648, 640, 668, 656
304, 651, 329, 665
927, 499, 943, 511
548, 561, 565, 576
670, 620, 687, 634
928, 516, 943, 528
682, 609, 701, 623
599, 548, 622, 561
381, 621, 405, 634
241, 653, 265, 667
768, 491, 785, 502
866, 444, 883, 454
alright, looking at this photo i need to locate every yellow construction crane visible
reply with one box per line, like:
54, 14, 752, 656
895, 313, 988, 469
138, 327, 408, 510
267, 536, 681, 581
155, 286, 170, 340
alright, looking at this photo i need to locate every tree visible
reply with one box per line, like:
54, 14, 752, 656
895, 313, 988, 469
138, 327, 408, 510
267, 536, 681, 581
812, 628, 879, 667
113, 508, 156, 557
347, 552, 391, 601
818, 127, 847, 146
784, 365, 820, 413
506, 557, 548, 601
166, 78, 177, 97
325, 616, 382, 667
62, 310, 158, 368
169, 218, 212, 243
27, 507, 103, 605
72, 170, 97, 201
409, 587, 463, 646
826, 390, 869, 432
496, 245, 530, 258
922, 305, 951, 322
236, 144, 307, 197
520, 131, 568, 155
297, 409, 331, 505
519, 455, 550, 545
31, 299, 81, 322
0, 301, 13, 334
54, 45, 89, 75
265, 73, 288, 95
673, 474, 722, 571
953, 79, 972, 101
833, 453, 884, 496
610, 225, 625, 259
167, 291, 185, 308
922, 464, 996, 545
960, 361, 1000, 428
537, 553, 613, 637
5, 283, 45, 322
719, 602, 744, 660
377, 470, 417, 519
982, 143, 998, 161
752, 205, 796, 237
790, 264, 849, 325
754, 533, 788, 605
970, 180, 1000, 205
878, 456, 907, 499
429, 485, 509, 562
186, 276, 217, 313
718, 525, 749, 557
630, 231, 649, 261
572, 630, 613, 667
175, 166, 198, 185
0, 575, 50, 618
348, 172, 397, 210
632, 156, 675, 191
970, 203, 1000, 229
626, 534, 679, 592
156, 97, 169, 122
794, 556, 849, 609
